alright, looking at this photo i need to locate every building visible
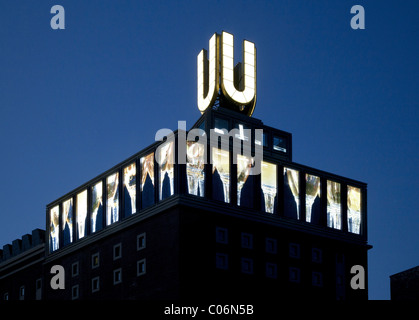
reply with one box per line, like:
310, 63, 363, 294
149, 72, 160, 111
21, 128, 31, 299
0, 31, 371, 301
390, 266, 419, 300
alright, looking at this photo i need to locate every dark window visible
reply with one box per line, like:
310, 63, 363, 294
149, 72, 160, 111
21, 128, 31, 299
137, 233, 146, 250
216, 253, 228, 270
289, 267, 300, 283
289, 243, 300, 259
216, 227, 228, 244
113, 243, 122, 260
137, 259, 146, 276
266, 263, 277, 279
241, 233, 253, 249
241, 258, 254, 274
266, 238, 277, 254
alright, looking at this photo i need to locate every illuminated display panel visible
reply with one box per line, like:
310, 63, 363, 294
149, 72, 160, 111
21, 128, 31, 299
91, 181, 103, 233
348, 186, 361, 234
186, 141, 205, 197
306, 174, 321, 224
141, 152, 155, 208
212, 147, 230, 203
158, 141, 175, 201
49, 205, 59, 252
237, 154, 254, 208
124, 163, 136, 216
76, 190, 88, 239
261, 161, 277, 213
62, 198, 73, 246
284, 167, 299, 219
327, 181, 341, 230
106, 173, 119, 226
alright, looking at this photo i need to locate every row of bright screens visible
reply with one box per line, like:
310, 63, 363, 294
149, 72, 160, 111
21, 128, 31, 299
49, 141, 362, 253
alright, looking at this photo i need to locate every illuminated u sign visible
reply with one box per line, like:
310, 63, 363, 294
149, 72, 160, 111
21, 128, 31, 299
197, 31, 257, 117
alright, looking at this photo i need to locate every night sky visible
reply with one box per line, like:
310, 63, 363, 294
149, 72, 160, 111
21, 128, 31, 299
0, 1, 418, 300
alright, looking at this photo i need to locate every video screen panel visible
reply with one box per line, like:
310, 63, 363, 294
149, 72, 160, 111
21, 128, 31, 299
124, 163, 136, 216
49, 205, 60, 252
283, 167, 299, 219
77, 190, 88, 239
237, 154, 254, 208
158, 141, 174, 201
62, 198, 73, 246
186, 141, 205, 197
327, 180, 341, 230
212, 147, 230, 203
306, 174, 321, 224
91, 181, 103, 233
348, 186, 361, 234
141, 152, 155, 208
106, 173, 119, 226
261, 161, 277, 213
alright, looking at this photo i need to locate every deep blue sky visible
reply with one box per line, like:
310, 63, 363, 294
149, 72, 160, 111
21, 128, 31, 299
0, 1, 418, 300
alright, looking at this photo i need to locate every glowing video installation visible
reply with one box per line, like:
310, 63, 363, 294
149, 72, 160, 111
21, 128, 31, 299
124, 163, 136, 216
348, 186, 361, 234
237, 154, 254, 208
261, 161, 277, 213
141, 152, 155, 208
62, 198, 73, 246
284, 167, 299, 219
106, 173, 119, 226
49, 205, 59, 252
212, 147, 230, 203
158, 141, 175, 201
76, 190, 88, 239
91, 181, 103, 233
306, 174, 321, 224
327, 180, 341, 230
186, 141, 205, 197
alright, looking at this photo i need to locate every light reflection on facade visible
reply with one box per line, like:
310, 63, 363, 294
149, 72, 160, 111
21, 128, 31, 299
237, 154, 254, 207
141, 152, 155, 208
306, 174, 321, 224
91, 181, 103, 233
49, 205, 59, 252
158, 141, 174, 201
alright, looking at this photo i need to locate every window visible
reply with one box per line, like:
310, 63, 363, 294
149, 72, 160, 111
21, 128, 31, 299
91, 181, 104, 233
261, 162, 277, 213
212, 147, 230, 203
237, 154, 254, 208
215, 253, 228, 270
72, 261, 79, 277
266, 238, 277, 254
214, 117, 229, 134
62, 198, 73, 246
327, 180, 341, 230
19, 286, 25, 300
283, 168, 299, 219
215, 227, 228, 244
76, 190, 88, 239
312, 248, 322, 263
91, 277, 100, 293
289, 267, 300, 283
273, 135, 286, 152
186, 141, 205, 197
312, 272, 323, 287
36, 278, 42, 290
137, 259, 146, 276
241, 233, 253, 249
114, 268, 122, 285
266, 263, 277, 279
158, 140, 175, 201
106, 173, 120, 225
72, 285, 79, 300
49, 205, 60, 252
3, 293, 9, 300
92, 252, 100, 269
241, 258, 253, 274
348, 186, 361, 234
306, 174, 321, 224
140, 153, 155, 208
113, 243, 122, 260
137, 233, 146, 251
124, 162, 137, 216
289, 243, 300, 259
